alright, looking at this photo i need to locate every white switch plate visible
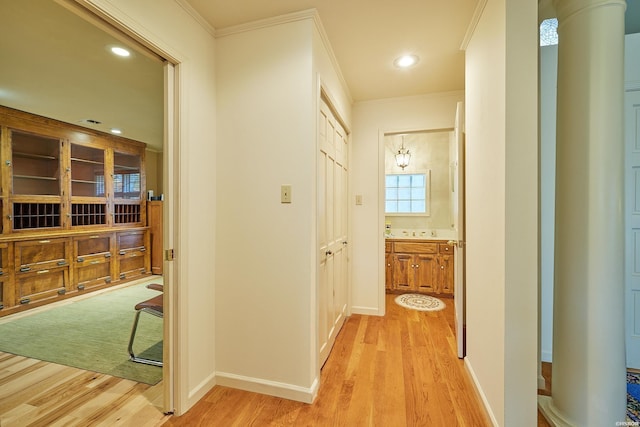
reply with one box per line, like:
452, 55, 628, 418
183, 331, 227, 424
281, 185, 292, 203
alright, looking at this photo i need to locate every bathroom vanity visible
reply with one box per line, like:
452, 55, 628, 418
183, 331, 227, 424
385, 238, 454, 296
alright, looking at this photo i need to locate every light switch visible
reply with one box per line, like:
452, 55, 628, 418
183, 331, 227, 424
281, 185, 292, 203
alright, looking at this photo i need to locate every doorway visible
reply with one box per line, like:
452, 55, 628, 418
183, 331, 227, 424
0, 0, 172, 412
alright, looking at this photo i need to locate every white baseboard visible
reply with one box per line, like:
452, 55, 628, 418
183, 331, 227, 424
350, 305, 383, 316
215, 371, 319, 404
464, 356, 499, 427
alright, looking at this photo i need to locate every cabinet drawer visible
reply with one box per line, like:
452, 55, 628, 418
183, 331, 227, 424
119, 253, 146, 275
393, 241, 438, 254
439, 243, 454, 254
75, 235, 111, 257
385, 241, 392, 253
15, 238, 69, 271
118, 231, 145, 250
76, 261, 111, 289
16, 266, 68, 304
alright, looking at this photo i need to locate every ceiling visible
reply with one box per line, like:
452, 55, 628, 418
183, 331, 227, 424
0, 0, 638, 152
186, 0, 477, 102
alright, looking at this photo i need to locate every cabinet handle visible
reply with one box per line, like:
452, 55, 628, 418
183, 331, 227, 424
57, 289, 66, 295
57, 261, 66, 266
119, 250, 126, 255
104, 253, 111, 258
415, 264, 419, 268
78, 284, 85, 290
20, 298, 30, 305
441, 265, 444, 269
20, 266, 31, 272
140, 247, 146, 252
77, 257, 84, 263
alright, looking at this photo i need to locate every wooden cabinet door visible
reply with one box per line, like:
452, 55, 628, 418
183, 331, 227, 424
415, 253, 437, 293
385, 253, 393, 290
438, 254, 454, 294
393, 253, 413, 291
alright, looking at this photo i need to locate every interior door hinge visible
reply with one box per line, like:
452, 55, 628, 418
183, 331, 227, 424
165, 249, 175, 261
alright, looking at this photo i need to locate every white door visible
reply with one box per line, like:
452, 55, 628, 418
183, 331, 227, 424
318, 98, 348, 367
625, 90, 640, 369
453, 102, 466, 359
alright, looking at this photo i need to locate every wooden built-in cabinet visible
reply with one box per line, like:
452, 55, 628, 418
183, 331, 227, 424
385, 239, 454, 296
0, 105, 153, 317
147, 201, 163, 275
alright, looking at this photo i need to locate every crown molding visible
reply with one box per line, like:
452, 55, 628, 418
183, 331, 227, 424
215, 8, 353, 104
215, 8, 317, 38
460, 0, 488, 51
174, 0, 217, 38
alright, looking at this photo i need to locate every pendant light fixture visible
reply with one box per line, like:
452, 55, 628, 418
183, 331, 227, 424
395, 135, 411, 170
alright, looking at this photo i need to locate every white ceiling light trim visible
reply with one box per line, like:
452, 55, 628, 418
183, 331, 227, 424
394, 54, 419, 68
110, 46, 131, 57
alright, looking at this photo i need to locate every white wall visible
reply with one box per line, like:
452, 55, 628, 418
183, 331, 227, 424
350, 92, 463, 315
215, 13, 350, 402
384, 131, 453, 231
464, 0, 538, 425
80, 0, 218, 414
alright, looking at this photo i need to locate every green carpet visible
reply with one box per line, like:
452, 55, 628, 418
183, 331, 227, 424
0, 280, 163, 385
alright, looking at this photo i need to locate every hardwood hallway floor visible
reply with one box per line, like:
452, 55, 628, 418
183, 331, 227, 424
165, 293, 490, 426
0, 352, 167, 426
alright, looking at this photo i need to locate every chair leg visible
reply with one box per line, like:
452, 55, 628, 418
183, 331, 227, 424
128, 309, 163, 367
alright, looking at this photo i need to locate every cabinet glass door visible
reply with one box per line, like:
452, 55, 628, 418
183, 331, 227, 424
71, 144, 105, 197
11, 130, 60, 196
113, 151, 141, 200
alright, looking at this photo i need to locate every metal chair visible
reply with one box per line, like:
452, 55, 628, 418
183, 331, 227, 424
128, 283, 163, 366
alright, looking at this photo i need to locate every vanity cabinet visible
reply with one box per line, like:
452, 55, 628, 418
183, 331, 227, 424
0, 105, 152, 317
386, 239, 454, 295
385, 241, 393, 291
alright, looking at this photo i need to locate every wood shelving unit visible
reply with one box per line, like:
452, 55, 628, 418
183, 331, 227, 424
0, 105, 151, 317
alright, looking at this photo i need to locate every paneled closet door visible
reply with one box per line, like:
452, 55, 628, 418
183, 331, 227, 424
625, 90, 640, 369
318, 98, 348, 368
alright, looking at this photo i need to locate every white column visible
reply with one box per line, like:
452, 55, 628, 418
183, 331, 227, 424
540, 0, 627, 425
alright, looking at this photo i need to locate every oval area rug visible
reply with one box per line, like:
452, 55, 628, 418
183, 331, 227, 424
395, 293, 445, 311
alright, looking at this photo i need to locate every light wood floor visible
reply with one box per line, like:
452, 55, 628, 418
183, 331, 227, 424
165, 293, 491, 426
0, 352, 168, 426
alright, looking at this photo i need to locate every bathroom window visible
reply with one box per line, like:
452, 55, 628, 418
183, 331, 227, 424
385, 172, 430, 215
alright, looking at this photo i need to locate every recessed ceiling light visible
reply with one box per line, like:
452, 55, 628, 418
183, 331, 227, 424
394, 55, 419, 68
110, 46, 131, 57
110, 128, 122, 135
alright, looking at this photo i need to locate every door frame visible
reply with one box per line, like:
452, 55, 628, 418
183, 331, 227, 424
378, 126, 466, 357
